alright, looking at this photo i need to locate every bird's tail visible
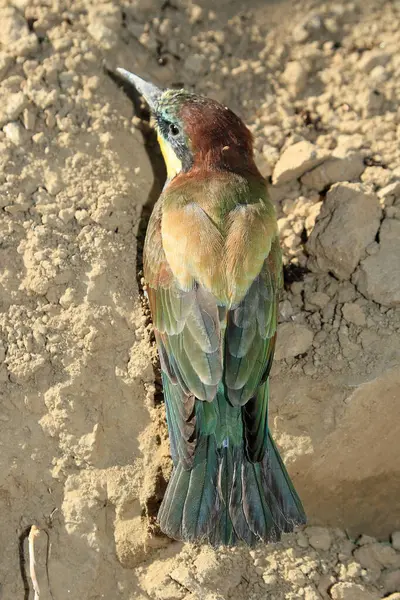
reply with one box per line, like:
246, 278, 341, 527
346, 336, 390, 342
157, 430, 306, 546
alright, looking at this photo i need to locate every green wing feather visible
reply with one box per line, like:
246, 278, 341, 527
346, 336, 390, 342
225, 235, 282, 462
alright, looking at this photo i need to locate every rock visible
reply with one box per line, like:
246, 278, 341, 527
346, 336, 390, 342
357, 535, 378, 546
3, 121, 26, 145
188, 3, 203, 24
330, 582, 379, 600
272, 141, 329, 185
391, 532, 400, 551
358, 50, 391, 73
301, 153, 365, 190
353, 544, 391, 573
305, 526, 332, 551
184, 53, 207, 74
342, 303, 366, 326
296, 531, 309, 548
303, 586, 322, 600
0, 7, 29, 46
275, 323, 314, 360
368, 543, 400, 569
307, 183, 381, 280
0, 51, 12, 80
282, 61, 309, 95
381, 570, 400, 594
353, 546, 379, 572
0, 91, 28, 127
87, 3, 121, 49
308, 292, 330, 309
386, 595, 400, 600
354, 219, 400, 306
378, 182, 400, 203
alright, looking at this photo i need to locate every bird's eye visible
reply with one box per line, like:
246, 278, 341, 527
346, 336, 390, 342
169, 123, 180, 137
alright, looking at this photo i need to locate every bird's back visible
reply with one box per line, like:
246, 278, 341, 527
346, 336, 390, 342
144, 169, 306, 545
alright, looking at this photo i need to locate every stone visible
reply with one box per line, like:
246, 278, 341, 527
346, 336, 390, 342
308, 292, 330, 309
353, 546, 383, 573
342, 303, 366, 326
303, 586, 321, 600
386, 595, 400, 600
0, 7, 29, 46
330, 582, 380, 600
0, 91, 28, 127
358, 50, 391, 73
307, 183, 381, 280
354, 219, 400, 306
369, 543, 400, 569
381, 570, 400, 594
391, 532, 400, 551
378, 182, 400, 201
301, 153, 365, 190
296, 531, 309, 548
275, 323, 314, 360
0, 51, 12, 80
272, 141, 329, 185
305, 526, 332, 551
358, 535, 378, 546
3, 121, 26, 145
87, 3, 121, 49
183, 53, 207, 74
282, 61, 308, 95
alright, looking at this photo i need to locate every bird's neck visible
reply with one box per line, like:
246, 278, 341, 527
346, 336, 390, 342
191, 145, 260, 177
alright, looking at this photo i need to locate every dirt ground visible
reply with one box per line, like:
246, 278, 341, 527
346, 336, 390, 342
1, 0, 400, 598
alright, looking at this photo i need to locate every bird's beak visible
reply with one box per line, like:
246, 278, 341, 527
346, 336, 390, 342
116, 68, 162, 111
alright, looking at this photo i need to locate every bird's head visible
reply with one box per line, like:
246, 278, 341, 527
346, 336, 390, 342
117, 68, 257, 180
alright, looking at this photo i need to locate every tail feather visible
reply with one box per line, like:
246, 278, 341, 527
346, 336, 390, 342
157, 466, 190, 538
264, 432, 306, 527
181, 436, 220, 541
158, 433, 305, 545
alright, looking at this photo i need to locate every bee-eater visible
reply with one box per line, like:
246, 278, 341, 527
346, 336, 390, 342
117, 68, 306, 546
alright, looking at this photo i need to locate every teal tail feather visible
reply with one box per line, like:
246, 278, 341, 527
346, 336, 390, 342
157, 430, 306, 546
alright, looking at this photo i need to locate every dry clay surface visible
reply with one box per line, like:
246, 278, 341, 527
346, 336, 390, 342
0, 0, 400, 598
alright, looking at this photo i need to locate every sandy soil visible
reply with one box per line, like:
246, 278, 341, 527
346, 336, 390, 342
0, 0, 400, 598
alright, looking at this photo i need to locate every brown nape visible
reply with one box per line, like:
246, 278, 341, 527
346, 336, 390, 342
180, 98, 259, 175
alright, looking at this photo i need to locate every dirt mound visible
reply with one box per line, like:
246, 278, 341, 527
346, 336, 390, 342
0, 0, 399, 598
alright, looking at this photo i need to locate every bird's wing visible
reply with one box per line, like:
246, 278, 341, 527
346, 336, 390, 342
225, 234, 282, 462
145, 181, 282, 468
144, 199, 223, 469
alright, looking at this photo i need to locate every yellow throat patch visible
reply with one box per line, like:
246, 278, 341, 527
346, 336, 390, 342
157, 133, 182, 179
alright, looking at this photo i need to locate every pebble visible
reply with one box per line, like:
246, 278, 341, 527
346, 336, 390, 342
184, 53, 207, 74
391, 532, 400, 552
307, 183, 381, 280
358, 50, 391, 73
308, 292, 330, 309
305, 527, 332, 552
301, 153, 365, 191
275, 323, 314, 360
272, 141, 329, 185
354, 219, 400, 307
3, 121, 25, 145
342, 303, 366, 326
0, 91, 28, 127
282, 60, 308, 95
297, 532, 310, 548
381, 570, 400, 594
303, 585, 321, 600
330, 582, 380, 600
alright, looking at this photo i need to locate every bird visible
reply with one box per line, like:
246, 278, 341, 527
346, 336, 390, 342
116, 67, 306, 546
